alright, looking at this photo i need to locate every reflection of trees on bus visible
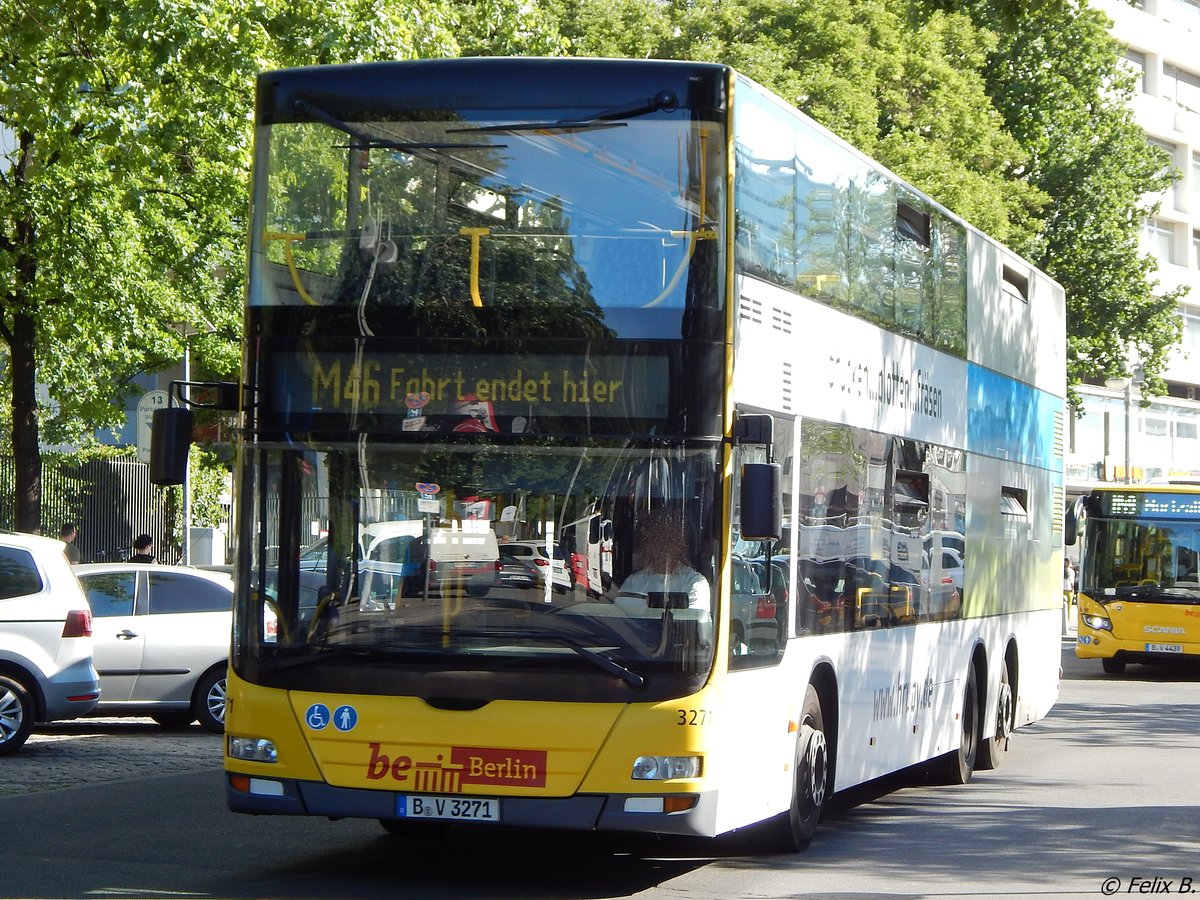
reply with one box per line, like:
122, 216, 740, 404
265, 118, 615, 342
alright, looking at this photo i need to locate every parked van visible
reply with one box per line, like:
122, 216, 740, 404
360, 520, 500, 606
0, 532, 101, 755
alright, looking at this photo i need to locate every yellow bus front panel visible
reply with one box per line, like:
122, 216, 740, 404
1075, 592, 1200, 665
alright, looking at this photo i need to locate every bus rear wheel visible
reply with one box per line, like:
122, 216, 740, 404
768, 684, 828, 852
977, 658, 1012, 771
937, 664, 979, 785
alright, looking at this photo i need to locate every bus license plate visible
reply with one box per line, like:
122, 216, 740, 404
1145, 643, 1183, 653
398, 795, 499, 822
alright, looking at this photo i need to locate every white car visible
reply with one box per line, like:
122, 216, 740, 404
75, 563, 233, 732
0, 532, 100, 755
501, 541, 572, 592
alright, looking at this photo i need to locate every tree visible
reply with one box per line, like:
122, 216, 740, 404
552, 0, 1045, 242
1, 0, 546, 532
548, 0, 1184, 400
930, 0, 1184, 399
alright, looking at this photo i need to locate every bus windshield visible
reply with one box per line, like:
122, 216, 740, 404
255, 105, 724, 340
243, 440, 720, 700
1081, 516, 1200, 602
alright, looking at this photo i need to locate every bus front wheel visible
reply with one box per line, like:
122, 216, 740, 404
1101, 658, 1126, 675
768, 684, 828, 852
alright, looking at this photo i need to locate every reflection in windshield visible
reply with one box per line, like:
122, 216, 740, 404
256, 112, 724, 340
247, 441, 720, 686
1083, 517, 1200, 603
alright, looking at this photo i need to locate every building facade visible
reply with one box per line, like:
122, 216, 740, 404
1068, 0, 1200, 491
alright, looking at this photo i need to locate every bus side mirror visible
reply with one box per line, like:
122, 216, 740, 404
741, 462, 782, 541
1064, 496, 1084, 547
150, 407, 194, 486
734, 413, 774, 448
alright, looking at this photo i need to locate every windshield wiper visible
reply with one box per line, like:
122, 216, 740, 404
449, 90, 678, 135
263, 647, 374, 671
292, 97, 502, 151
1107, 584, 1200, 603
459, 627, 645, 688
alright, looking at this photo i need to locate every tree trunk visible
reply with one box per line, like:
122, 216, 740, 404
10, 308, 42, 534
9, 129, 43, 534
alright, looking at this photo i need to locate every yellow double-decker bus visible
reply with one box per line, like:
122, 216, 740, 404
156, 57, 1064, 850
1068, 485, 1200, 674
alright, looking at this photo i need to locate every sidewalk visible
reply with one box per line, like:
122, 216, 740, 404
1062, 598, 1078, 640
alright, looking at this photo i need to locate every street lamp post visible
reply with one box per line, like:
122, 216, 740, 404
1105, 365, 1145, 484
167, 320, 214, 565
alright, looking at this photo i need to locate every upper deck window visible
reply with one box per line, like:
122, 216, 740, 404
1002, 265, 1030, 304
733, 77, 967, 357
251, 104, 725, 342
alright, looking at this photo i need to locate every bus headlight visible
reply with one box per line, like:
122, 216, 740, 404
631, 755, 702, 780
228, 736, 278, 763
1081, 613, 1112, 632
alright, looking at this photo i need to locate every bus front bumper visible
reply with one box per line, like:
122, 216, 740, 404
226, 773, 720, 837
1076, 630, 1199, 662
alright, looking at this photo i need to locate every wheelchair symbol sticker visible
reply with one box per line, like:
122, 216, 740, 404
333, 705, 358, 732
305, 703, 331, 730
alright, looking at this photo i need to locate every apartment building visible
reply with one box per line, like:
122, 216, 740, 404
1066, 0, 1200, 491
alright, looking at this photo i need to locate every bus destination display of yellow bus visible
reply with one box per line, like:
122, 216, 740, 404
1094, 491, 1200, 519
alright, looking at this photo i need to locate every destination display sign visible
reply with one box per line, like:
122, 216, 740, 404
267, 350, 672, 433
1093, 491, 1200, 520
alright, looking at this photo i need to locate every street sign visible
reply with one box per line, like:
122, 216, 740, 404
136, 390, 170, 463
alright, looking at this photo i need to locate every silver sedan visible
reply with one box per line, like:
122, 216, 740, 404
74, 563, 232, 732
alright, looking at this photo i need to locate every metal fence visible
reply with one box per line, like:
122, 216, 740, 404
0, 455, 184, 564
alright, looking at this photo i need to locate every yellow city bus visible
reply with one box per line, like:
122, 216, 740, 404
158, 58, 1064, 850
1068, 485, 1200, 674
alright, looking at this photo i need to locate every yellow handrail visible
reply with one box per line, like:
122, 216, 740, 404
263, 232, 319, 306
459, 227, 490, 308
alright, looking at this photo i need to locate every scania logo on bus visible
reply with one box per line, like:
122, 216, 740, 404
1144, 625, 1185, 634
365, 742, 547, 791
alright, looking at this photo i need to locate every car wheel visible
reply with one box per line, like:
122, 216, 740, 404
151, 711, 197, 728
193, 666, 227, 734
0, 675, 35, 756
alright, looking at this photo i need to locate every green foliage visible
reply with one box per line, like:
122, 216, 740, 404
945, 0, 1185, 398
3, 0, 568, 522
547, 0, 1184, 401
556, 0, 1043, 242
1, 0, 1183, 522
187, 446, 231, 529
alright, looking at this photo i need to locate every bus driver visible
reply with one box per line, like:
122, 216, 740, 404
612, 509, 710, 612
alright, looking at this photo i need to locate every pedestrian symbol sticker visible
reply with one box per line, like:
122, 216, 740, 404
306, 703, 330, 730
334, 705, 358, 732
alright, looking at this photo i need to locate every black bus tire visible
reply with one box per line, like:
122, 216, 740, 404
768, 684, 828, 852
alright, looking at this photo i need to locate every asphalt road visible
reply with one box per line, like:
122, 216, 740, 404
7, 640, 1200, 900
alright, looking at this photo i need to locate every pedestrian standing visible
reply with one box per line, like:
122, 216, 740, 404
59, 523, 81, 564
130, 534, 156, 563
